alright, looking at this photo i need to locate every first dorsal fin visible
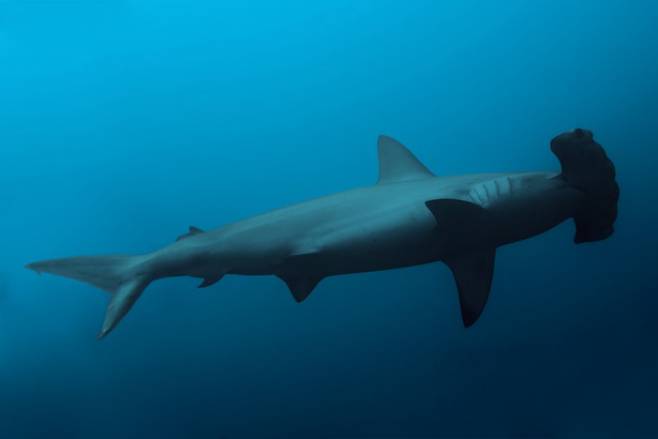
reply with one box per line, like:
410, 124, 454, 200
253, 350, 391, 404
176, 226, 205, 242
377, 135, 435, 184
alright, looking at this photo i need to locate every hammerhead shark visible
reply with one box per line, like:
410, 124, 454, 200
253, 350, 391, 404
26, 129, 618, 338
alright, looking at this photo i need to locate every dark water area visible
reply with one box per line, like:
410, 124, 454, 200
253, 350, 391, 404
2, 1, 657, 438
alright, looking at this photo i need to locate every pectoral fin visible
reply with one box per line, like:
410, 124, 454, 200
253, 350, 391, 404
444, 249, 496, 327
425, 199, 488, 232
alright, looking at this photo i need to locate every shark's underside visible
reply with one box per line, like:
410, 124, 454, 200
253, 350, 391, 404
26, 129, 619, 338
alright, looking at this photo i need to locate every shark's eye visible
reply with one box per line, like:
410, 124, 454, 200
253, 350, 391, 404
573, 128, 593, 140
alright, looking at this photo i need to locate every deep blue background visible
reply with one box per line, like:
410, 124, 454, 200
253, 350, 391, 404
2, 1, 657, 437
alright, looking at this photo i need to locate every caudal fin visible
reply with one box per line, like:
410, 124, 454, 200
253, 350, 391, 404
551, 128, 619, 243
26, 255, 151, 338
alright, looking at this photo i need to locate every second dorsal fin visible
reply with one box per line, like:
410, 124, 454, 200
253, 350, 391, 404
176, 226, 205, 242
377, 135, 435, 184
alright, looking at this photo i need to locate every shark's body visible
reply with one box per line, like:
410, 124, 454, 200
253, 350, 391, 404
157, 171, 570, 279
27, 129, 619, 338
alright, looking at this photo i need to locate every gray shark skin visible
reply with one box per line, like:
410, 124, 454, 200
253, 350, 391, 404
26, 128, 619, 338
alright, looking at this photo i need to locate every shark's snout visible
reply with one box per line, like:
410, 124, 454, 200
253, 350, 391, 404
550, 127, 618, 243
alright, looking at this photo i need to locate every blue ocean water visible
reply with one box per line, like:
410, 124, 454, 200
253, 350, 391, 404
2, 1, 657, 437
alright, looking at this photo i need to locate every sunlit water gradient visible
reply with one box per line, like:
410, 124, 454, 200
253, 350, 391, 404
2, 1, 657, 437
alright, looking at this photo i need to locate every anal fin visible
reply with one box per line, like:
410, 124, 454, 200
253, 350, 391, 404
444, 248, 496, 328
198, 272, 225, 288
